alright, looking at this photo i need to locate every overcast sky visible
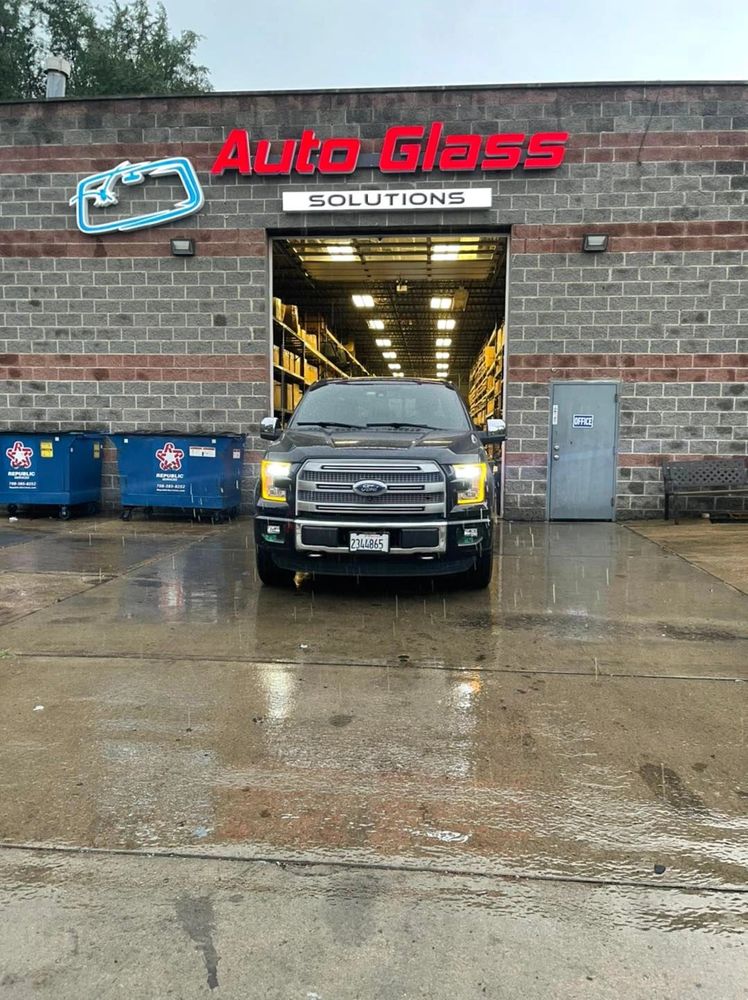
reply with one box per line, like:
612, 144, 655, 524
161, 0, 748, 93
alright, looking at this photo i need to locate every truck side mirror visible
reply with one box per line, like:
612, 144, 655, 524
479, 417, 506, 445
260, 416, 281, 441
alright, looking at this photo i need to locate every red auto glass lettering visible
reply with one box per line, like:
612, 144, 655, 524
211, 128, 252, 175
295, 129, 322, 174
481, 133, 525, 170
253, 138, 297, 175
379, 125, 425, 172
524, 131, 569, 169
438, 134, 482, 171
318, 138, 361, 173
421, 122, 443, 172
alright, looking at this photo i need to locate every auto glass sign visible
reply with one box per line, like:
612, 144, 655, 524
210, 124, 569, 176
70, 157, 204, 235
70, 123, 569, 234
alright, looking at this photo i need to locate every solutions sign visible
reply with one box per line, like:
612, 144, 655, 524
282, 187, 493, 213
211, 124, 569, 176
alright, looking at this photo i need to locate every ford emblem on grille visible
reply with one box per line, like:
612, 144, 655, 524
353, 479, 388, 496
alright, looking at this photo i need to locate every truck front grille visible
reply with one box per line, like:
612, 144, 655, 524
296, 460, 446, 516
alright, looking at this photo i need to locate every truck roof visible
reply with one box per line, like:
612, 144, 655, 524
309, 377, 457, 389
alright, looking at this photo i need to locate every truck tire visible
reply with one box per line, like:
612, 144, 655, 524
256, 547, 295, 587
459, 548, 493, 590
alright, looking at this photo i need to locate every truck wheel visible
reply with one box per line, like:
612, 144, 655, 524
459, 549, 493, 590
256, 548, 294, 587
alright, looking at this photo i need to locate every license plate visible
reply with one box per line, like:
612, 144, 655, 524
349, 532, 389, 553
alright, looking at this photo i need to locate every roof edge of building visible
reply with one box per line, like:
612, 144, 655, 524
1, 78, 747, 107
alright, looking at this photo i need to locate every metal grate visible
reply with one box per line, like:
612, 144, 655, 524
299, 490, 433, 505
664, 460, 748, 490
297, 459, 446, 516
306, 470, 442, 485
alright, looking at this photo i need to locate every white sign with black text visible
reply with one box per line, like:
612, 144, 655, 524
282, 187, 492, 213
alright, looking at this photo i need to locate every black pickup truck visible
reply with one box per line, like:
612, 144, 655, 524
254, 377, 506, 588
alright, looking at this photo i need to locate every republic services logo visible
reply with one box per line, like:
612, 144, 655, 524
6, 440, 33, 469
156, 442, 185, 472
69, 157, 204, 235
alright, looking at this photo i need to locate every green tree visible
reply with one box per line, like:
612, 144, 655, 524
0, 1, 43, 99
0, 0, 211, 100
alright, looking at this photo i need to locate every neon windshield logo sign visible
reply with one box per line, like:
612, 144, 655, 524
70, 157, 204, 235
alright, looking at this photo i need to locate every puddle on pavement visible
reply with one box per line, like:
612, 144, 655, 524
0, 521, 745, 894
0, 655, 746, 889
0, 521, 745, 669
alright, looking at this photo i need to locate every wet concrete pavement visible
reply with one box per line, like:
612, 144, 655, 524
0, 516, 746, 997
630, 520, 748, 596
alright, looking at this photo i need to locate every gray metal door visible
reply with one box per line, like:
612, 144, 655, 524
548, 382, 618, 520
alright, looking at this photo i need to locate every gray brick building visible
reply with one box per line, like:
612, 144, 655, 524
0, 82, 746, 518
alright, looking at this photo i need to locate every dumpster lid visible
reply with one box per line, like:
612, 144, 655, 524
108, 432, 246, 441
3, 430, 104, 440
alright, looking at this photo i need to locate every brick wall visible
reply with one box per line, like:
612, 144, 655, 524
0, 83, 746, 517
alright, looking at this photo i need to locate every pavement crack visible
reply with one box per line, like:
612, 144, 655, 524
5, 649, 745, 683
0, 842, 745, 896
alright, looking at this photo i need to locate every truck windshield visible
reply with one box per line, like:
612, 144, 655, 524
291, 381, 472, 432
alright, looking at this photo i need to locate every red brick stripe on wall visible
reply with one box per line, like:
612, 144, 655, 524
509, 354, 748, 382
0, 353, 267, 382
566, 129, 748, 165
512, 221, 748, 254
1, 131, 747, 174
505, 453, 547, 466
0, 229, 266, 259
5, 221, 745, 260
506, 453, 745, 468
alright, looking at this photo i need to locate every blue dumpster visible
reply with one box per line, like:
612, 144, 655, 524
109, 432, 245, 522
0, 432, 104, 520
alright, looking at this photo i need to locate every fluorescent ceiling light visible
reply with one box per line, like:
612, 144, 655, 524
435, 337, 452, 347
375, 338, 391, 347
392, 372, 404, 378
437, 319, 456, 331
382, 351, 397, 359
367, 319, 385, 330
436, 363, 449, 370
436, 351, 450, 360
430, 296, 452, 310
352, 293, 374, 308
387, 363, 401, 370
432, 246, 459, 262
435, 373, 447, 378
326, 244, 357, 261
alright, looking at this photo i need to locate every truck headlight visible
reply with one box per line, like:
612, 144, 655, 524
452, 463, 487, 505
261, 460, 291, 503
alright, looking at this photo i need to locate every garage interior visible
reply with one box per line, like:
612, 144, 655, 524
270, 232, 508, 427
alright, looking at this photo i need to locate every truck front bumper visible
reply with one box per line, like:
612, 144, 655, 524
254, 512, 492, 577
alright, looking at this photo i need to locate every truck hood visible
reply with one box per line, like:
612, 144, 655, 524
265, 426, 484, 463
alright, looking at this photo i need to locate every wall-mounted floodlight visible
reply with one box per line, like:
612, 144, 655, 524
582, 234, 609, 253
170, 238, 195, 256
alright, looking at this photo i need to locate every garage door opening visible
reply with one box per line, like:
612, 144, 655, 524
270, 232, 508, 430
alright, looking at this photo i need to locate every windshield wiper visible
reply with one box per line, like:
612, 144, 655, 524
365, 422, 441, 431
296, 420, 364, 429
